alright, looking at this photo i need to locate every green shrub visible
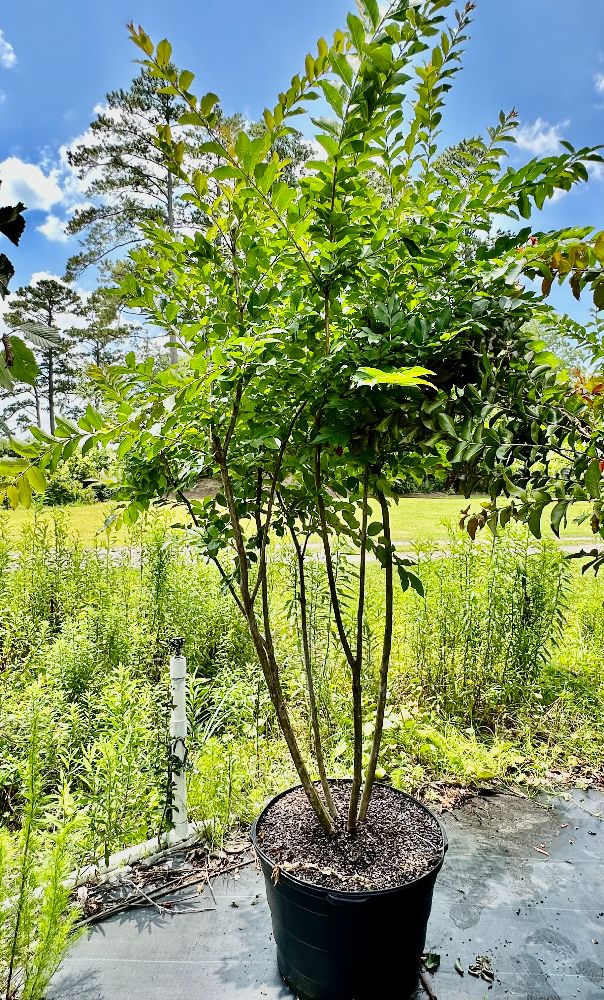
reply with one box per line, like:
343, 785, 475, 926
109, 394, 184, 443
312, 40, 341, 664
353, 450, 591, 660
40, 453, 112, 506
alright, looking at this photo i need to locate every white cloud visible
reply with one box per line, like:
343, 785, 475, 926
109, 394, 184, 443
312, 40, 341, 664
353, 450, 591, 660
591, 162, 604, 182
0, 156, 63, 211
0, 90, 6, 104
515, 118, 569, 155
0, 31, 16, 69
29, 270, 66, 284
0, 143, 90, 241
595, 72, 604, 95
36, 213, 69, 243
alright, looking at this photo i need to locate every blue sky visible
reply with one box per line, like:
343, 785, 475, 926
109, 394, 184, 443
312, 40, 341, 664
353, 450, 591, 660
1, 0, 603, 322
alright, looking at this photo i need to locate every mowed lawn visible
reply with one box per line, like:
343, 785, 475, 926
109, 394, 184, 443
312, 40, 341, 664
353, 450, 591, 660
0, 496, 595, 547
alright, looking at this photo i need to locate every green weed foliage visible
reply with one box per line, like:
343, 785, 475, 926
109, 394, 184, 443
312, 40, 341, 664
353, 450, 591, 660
0, 512, 254, 861
0, 710, 81, 1000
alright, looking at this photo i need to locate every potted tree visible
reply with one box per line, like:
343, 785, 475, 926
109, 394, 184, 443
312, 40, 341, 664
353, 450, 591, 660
10, 2, 604, 997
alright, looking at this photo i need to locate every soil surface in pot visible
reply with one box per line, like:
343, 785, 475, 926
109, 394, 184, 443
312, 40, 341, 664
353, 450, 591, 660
256, 782, 443, 892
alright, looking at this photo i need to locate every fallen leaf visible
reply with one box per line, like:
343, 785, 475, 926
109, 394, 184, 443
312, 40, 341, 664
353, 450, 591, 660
423, 952, 440, 972
454, 958, 464, 976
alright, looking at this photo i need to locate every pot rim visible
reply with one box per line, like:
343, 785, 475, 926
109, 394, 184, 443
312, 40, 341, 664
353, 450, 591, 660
250, 779, 448, 900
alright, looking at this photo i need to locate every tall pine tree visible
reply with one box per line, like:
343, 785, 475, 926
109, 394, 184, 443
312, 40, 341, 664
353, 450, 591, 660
5, 280, 82, 433
65, 67, 314, 280
65, 68, 192, 280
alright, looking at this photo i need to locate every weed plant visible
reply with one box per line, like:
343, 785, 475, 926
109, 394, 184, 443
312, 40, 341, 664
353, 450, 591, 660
0, 512, 254, 867
0, 707, 80, 1000
404, 528, 570, 726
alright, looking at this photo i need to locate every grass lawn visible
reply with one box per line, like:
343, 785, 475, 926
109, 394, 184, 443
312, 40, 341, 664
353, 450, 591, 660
1, 502, 125, 545
387, 495, 593, 545
1, 495, 595, 546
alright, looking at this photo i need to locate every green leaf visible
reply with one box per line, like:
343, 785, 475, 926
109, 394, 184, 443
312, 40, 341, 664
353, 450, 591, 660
200, 92, 220, 116
16, 322, 62, 349
0, 253, 15, 297
517, 190, 531, 219
424, 952, 440, 972
130, 26, 153, 56
407, 572, 425, 598
352, 366, 435, 388
315, 133, 339, 157
156, 39, 173, 67
319, 80, 345, 117
6, 484, 19, 510
179, 70, 195, 91
347, 12, 366, 53
550, 499, 568, 537
437, 413, 458, 438
527, 505, 543, 539
0, 202, 26, 246
8, 337, 38, 386
593, 231, 604, 264
18, 475, 32, 508
584, 458, 601, 500
401, 237, 421, 256
331, 52, 353, 87
358, 0, 380, 30
210, 165, 242, 182
25, 466, 47, 493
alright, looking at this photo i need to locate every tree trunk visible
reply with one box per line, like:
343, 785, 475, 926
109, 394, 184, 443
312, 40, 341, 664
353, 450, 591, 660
34, 384, 42, 429
348, 468, 369, 832
48, 349, 55, 435
359, 489, 394, 822
291, 529, 338, 820
213, 433, 334, 836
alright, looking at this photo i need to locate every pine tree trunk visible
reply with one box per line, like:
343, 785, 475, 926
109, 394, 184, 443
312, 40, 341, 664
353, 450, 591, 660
48, 349, 55, 435
34, 384, 42, 428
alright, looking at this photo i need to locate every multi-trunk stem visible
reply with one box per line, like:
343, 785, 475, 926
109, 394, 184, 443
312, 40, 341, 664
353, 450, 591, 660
346, 468, 370, 831
213, 428, 335, 836
358, 489, 394, 822
290, 526, 339, 822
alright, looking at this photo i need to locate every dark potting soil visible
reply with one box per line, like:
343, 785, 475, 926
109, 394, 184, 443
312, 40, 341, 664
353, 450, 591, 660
255, 781, 444, 892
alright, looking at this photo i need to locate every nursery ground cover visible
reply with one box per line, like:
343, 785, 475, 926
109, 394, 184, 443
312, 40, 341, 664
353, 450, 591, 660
47, 788, 604, 1000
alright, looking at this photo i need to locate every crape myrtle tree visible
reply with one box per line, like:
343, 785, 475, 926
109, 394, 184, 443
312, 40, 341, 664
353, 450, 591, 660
9, 1, 604, 832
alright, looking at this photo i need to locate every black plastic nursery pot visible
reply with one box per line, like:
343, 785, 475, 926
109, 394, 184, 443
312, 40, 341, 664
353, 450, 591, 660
251, 783, 448, 1000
